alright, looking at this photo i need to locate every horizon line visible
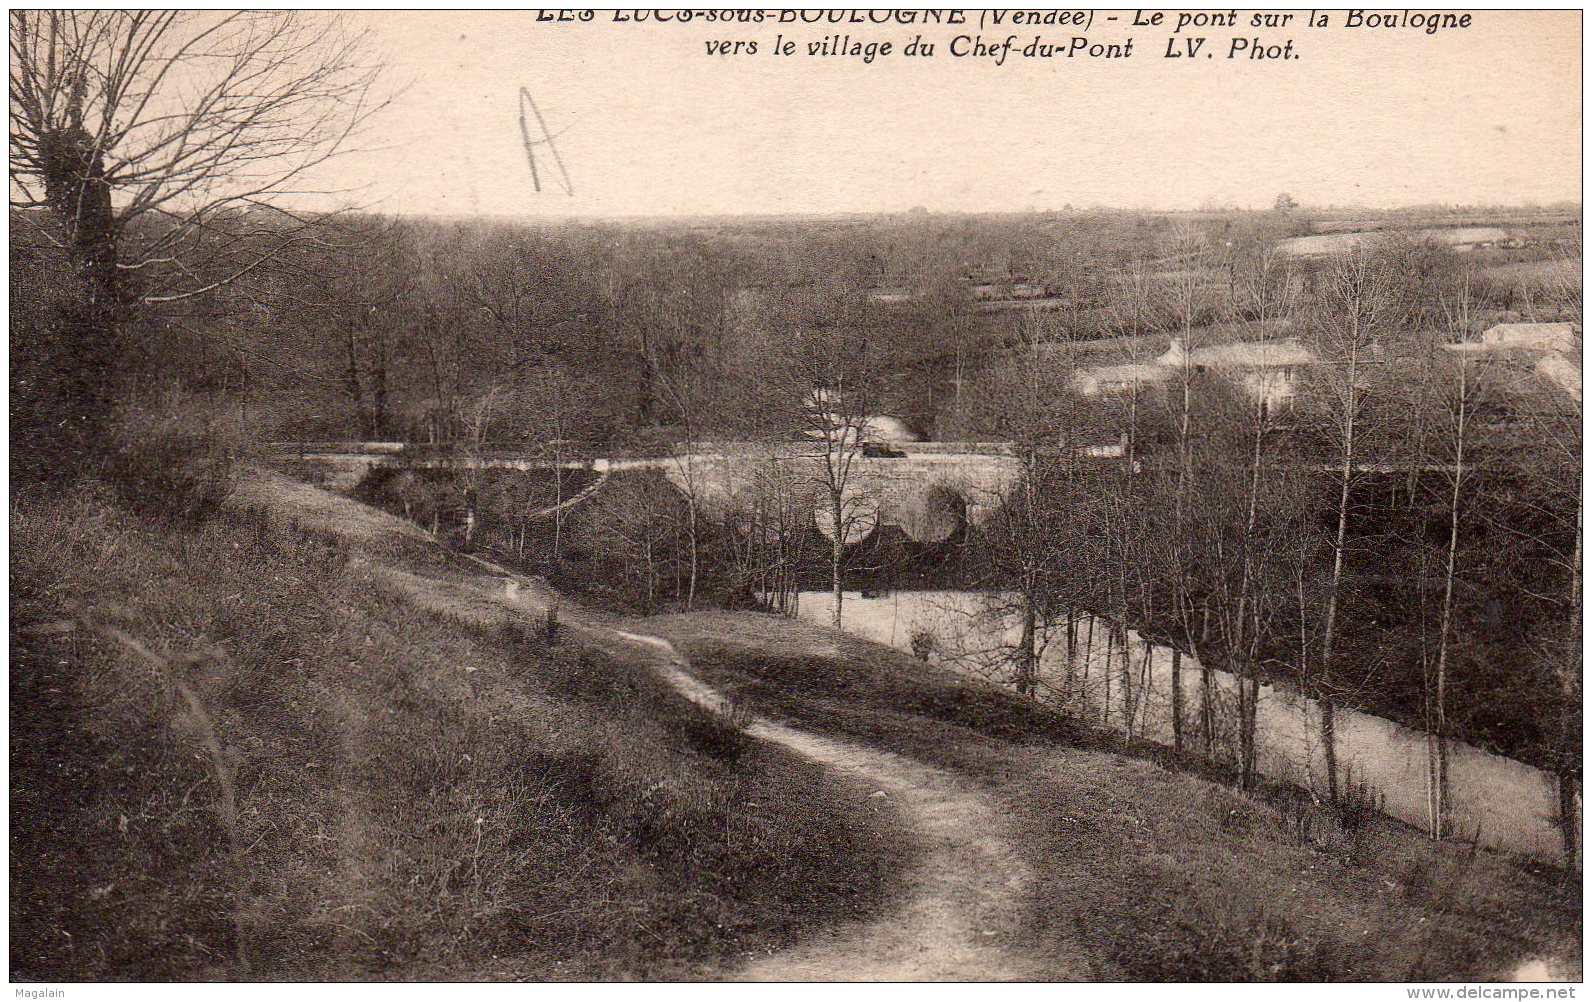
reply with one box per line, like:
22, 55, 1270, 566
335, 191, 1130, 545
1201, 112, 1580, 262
341, 200, 1585, 226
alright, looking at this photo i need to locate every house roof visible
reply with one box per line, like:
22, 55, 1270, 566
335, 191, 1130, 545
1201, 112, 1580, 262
1481, 322, 1579, 347
1078, 363, 1168, 385
1184, 337, 1315, 369
1535, 353, 1582, 402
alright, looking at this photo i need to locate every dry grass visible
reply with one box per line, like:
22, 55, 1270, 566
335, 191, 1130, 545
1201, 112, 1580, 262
10, 485, 907, 981
643, 609, 1582, 982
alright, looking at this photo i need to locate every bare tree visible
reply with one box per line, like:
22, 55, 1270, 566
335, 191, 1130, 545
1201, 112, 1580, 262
1420, 274, 1483, 839
1225, 225, 1297, 331
515, 365, 604, 562
10, 11, 388, 307
1203, 380, 1286, 788
655, 360, 717, 610
803, 360, 878, 630
1488, 319, 1583, 863
1158, 225, 1220, 740
1299, 245, 1396, 802
734, 267, 886, 629
725, 447, 810, 615
10, 11, 389, 467
968, 307, 1096, 701
259, 215, 414, 439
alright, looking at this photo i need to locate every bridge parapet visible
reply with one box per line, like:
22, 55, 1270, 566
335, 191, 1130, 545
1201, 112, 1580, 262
272, 440, 1027, 543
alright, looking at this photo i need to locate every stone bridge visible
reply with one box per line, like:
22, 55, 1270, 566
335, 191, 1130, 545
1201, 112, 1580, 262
635, 442, 1023, 544
270, 440, 1024, 545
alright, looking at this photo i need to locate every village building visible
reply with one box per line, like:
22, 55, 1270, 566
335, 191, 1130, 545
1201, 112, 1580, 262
1478, 321, 1579, 352
1444, 321, 1583, 404
1073, 334, 1315, 410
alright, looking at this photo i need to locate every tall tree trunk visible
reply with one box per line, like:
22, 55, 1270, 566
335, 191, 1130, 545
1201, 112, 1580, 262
1321, 702, 1339, 800
1424, 294, 1475, 839
686, 497, 699, 611
1017, 595, 1037, 698
1083, 614, 1096, 715
1430, 375, 1467, 839
1171, 648, 1185, 753
1231, 400, 1268, 789
1137, 637, 1154, 739
1241, 676, 1262, 789
1120, 626, 1134, 738
831, 494, 845, 630
637, 325, 657, 426
552, 445, 566, 561
1101, 620, 1114, 728
1200, 604, 1215, 756
372, 338, 390, 438
343, 331, 372, 437
1201, 666, 1216, 757
1559, 773, 1580, 868
1064, 608, 1078, 703
41, 123, 121, 304
1319, 342, 1361, 805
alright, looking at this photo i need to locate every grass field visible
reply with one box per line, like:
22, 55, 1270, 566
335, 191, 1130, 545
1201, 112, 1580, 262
1479, 257, 1581, 298
9, 483, 907, 981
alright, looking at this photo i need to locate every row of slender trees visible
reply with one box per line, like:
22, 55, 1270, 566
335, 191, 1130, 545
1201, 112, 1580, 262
224, 207, 1577, 838
935, 233, 1579, 840
606, 226, 1577, 846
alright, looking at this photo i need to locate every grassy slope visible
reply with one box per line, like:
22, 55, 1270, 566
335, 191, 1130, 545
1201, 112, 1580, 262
10, 483, 907, 981
642, 611, 1583, 982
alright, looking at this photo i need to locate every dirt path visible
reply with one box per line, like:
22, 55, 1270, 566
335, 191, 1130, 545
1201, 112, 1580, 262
735, 723, 1040, 981
607, 628, 1047, 982
241, 468, 1057, 981
401, 567, 1052, 979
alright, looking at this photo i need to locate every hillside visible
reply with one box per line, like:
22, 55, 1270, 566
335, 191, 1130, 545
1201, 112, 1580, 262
643, 612, 1582, 981
12, 470, 1579, 981
9, 475, 905, 981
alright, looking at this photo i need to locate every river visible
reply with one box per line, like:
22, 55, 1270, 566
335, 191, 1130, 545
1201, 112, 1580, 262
794, 588, 1579, 868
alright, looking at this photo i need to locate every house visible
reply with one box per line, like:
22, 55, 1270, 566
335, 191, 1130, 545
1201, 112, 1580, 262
1164, 336, 1315, 410
1433, 322, 1583, 417
1071, 361, 1166, 397
1479, 322, 1579, 352
1073, 334, 1316, 410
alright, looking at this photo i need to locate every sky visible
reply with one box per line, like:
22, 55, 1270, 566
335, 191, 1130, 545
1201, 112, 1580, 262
310, 9, 1582, 218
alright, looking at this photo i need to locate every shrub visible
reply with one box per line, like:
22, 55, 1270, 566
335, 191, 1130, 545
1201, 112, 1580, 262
1113, 882, 1348, 981
98, 388, 253, 521
540, 603, 561, 645
1336, 773, 1384, 835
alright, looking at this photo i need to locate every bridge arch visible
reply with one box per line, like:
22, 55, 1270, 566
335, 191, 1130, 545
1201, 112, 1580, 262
897, 484, 968, 544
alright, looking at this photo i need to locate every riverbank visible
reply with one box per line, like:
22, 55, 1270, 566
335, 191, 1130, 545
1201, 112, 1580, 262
160, 465, 1582, 981
792, 589, 1580, 867
644, 609, 1582, 981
